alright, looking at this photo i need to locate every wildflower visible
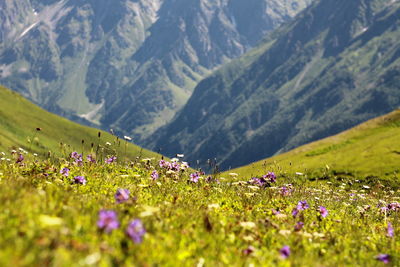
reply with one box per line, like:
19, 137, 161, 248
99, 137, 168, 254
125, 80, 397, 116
243, 246, 255, 255
251, 177, 266, 187
176, 154, 184, 158
190, 172, 200, 183
375, 254, 391, 264
124, 136, 132, 141
97, 210, 119, 233
87, 154, 96, 163
279, 245, 290, 259
126, 219, 146, 244
16, 154, 24, 164
115, 189, 130, 203
388, 202, 400, 211
70, 152, 81, 159
60, 167, 70, 177
280, 186, 292, 196
105, 156, 117, 164
294, 222, 304, 231
387, 222, 394, 238
272, 209, 281, 215
318, 206, 328, 218
263, 172, 276, 183
159, 160, 167, 168
171, 161, 180, 172
73, 176, 86, 185
151, 170, 159, 181
292, 208, 299, 218
297, 201, 309, 210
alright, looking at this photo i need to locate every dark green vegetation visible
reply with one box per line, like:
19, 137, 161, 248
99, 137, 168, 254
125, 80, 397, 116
229, 110, 400, 186
0, 141, 399, 265
148, 0, 400, 171
0, 0, 310, 139
0, 85, 159, 160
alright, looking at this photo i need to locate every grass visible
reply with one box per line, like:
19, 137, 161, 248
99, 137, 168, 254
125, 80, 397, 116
0, 85, 160, 161
228, 110, 400, 185
0, 85, 399, 265
0, 144, 399, 266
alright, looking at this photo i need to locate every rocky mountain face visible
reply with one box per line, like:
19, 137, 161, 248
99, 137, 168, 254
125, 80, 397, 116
0, 0, 310, 138
147, 0, 400, 170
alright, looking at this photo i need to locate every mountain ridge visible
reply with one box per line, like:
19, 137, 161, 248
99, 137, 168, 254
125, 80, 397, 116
146, 0, 400, 170
0, 0, 311, 140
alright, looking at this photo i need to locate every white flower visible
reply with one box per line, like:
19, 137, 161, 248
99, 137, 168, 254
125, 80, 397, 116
176, 154, 184, 158
124, 136, 132, 141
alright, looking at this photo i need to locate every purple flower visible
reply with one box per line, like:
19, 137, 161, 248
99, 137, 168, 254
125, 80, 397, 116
243, 246, 255, 255
105, 156, 117, 164
87, 154, 96, 163
115, 188, 130, 203
70, 152, 81, 159
16, 154, 24, 164
126, 219, 146, 244
388, 202, 400, 211
280, 186, 292, 196
159, 160, 167, 168
190, 172, 200, 183
387, 222, 394, 238
294, 222, 304, 231
297, 201, 309, 211
60, 167, 70, 177
292, 208, 299, 218
263, 172, 276, 183
151, 170, 159, 181
279, 245, 290, 259
272, 209, 281, 215
171, 162, 180, 172
73, 176, 86, 185
251, 177, 266, 187
376, 254, 391, 264
70, 152, 83, 165
97, 210, 119, 233
319, 206, 328, 218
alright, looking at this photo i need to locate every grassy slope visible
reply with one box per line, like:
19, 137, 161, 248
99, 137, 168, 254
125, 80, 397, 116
0, 85, 160, 160
229, 110, 400, 181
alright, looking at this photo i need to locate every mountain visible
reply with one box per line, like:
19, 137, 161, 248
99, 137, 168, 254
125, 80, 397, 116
0, 0, 311, 140
228, 109, 400, 181
0, 85, 160, 160
147, 0, 400, 170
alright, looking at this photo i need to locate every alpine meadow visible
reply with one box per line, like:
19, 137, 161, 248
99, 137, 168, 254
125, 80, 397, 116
0, 0, 399, 266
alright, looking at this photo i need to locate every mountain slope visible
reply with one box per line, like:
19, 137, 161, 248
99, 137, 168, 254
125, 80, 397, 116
0, 0, 311, 140
228, 109, 400, 180
147, 0, 400, 170
0, 85, 160, 160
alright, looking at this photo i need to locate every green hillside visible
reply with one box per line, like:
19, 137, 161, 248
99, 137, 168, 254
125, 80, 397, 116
0, 85, 160, 161
229, 110, 400, 182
